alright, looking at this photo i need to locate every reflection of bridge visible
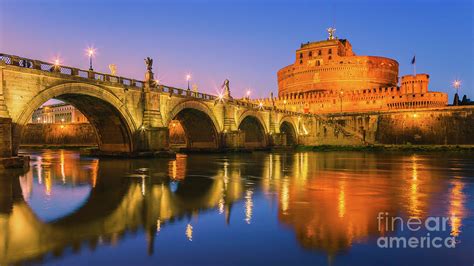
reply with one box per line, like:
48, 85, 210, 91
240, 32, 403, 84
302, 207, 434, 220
0, 151, 469, 264
0, 53, 364, 158
0, 157, 244, 264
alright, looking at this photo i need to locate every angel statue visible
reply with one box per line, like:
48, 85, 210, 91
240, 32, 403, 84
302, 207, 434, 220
222, 79, 232, 99
144, 57, 153, 72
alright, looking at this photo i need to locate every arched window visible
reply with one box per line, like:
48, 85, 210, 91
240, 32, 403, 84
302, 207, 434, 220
299, 53, 303, 58
309, 51, 312, 57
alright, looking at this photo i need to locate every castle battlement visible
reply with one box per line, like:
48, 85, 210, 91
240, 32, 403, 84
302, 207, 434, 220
270, 34, 448, 114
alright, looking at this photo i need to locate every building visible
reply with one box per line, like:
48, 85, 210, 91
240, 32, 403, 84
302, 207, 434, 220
31, 103, 88, 124
272, 29, 448, 114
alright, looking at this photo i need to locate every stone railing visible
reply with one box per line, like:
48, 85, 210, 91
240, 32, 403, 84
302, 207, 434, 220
160, 85, 217, 101
0, 53, 307, 117
0, 53, 144, 89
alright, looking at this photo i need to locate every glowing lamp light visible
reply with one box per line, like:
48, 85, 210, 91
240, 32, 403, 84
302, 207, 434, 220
53, 58, 60, 66
186, 74, 191, 81
217, 93, 224, 101
246, 90, 251, 97
452, 79, 461, 89
87, 47, 96, 57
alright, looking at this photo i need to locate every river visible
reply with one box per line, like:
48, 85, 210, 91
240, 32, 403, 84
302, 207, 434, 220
0, 149, 473, 265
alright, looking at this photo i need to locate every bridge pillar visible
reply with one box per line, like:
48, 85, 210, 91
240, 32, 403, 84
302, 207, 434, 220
0, 118, 12, 158
222, 131, 245, 149
269, 133, 287, 147
137, 127, 169, 152
0, 63, 11, 118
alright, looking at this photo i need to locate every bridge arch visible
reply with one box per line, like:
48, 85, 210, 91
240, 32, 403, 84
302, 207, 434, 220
166, 100, 221, 150
279, 117, 298, 146
237, 111, 268, 148
14, 83, 136, 154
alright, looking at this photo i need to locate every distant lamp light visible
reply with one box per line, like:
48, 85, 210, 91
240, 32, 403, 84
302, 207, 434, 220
413, 113, 418, 118
258, 101, 263, 109
186, 74, 191, 90
60, 125, 65, 129
86, 47, 96, 71
217, 93, 224, 101
53, 58, 60, 66
154, 79, 161, 85
452, 79, 461, 95
246, 89, 251, 98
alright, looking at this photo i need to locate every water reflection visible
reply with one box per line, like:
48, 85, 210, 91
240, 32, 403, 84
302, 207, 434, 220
0, 150, 472, 265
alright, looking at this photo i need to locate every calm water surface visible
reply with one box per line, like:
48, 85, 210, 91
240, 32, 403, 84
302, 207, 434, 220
1, 149, 473, 265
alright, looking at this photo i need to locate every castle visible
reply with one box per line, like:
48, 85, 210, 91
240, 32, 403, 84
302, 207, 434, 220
267, 29, 448, 114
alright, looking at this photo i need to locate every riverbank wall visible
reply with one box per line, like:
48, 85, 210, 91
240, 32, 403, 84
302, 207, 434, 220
20, 123, 97, 146
326, 106, 474, 145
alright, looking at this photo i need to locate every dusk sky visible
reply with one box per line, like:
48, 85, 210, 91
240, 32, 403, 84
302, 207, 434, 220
1, 0, 472, 100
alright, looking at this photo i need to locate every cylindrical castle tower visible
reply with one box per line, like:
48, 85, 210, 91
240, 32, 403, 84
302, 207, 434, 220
277, 38, 399, 96
400, 74, 429, 94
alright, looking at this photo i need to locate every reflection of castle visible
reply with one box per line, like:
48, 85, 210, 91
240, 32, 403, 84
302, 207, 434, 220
268, 30, 448, 113
31, 103, 88, 124
261, 153, 467, 255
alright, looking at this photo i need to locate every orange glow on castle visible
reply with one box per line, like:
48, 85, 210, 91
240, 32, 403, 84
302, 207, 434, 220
266, 29, 449, 114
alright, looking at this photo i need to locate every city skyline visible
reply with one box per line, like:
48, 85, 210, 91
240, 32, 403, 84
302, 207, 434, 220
0, 0, 472, 100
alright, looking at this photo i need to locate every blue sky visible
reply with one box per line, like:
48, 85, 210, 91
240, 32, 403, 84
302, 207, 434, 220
0, 0, 472, 100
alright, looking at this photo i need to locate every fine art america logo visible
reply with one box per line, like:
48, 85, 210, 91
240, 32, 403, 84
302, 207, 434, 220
377, 212, 458, 249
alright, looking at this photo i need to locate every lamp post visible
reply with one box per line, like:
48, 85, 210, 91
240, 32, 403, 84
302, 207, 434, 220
186, 74, 191, 90
453, 79, 461, 96
87, 48, 95, 71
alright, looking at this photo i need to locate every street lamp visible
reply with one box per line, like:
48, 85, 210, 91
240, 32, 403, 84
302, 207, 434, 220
246, 89, 251, 99
453, 79, 461, 95
186, 74, 191, 90
52, 57, 61, 72
87, 47, 96, 71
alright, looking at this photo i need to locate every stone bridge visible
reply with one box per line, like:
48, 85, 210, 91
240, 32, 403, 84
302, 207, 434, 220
0, 53, 363, 158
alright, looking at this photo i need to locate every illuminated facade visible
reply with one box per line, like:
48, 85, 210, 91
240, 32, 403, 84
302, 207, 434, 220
273, 31, 448, 114
31, 103, 88, 124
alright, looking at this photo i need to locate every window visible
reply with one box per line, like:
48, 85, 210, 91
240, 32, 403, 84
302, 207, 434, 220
316, 60, 320, 66
309, 51, 312, 57
328, 48, 332, 54
328, 56, 332, 60
299, 53, 303, 58
318, 50, 322, 56
299, 60, 303, 64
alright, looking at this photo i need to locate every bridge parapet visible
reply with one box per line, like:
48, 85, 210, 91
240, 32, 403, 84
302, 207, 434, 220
0, 53, 145, 90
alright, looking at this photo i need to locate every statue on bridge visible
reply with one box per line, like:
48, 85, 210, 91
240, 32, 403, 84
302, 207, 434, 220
145, 57, 153, 72
144, 57, 154, 82
222, 79, 232, 99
